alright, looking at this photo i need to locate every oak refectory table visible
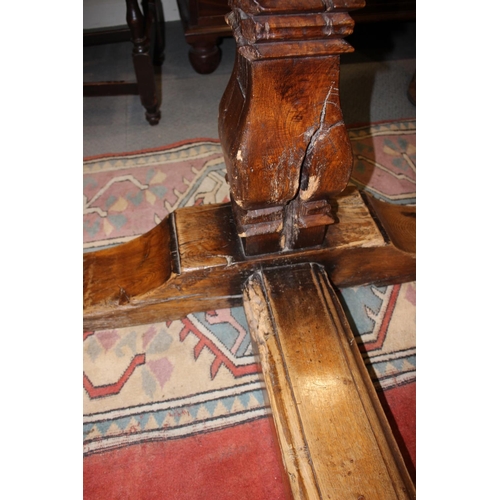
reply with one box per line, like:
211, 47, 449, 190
84, 1, 416, 497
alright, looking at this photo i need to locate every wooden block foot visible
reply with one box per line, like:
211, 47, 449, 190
188, 40, 222, 74
145, 109, 161, 125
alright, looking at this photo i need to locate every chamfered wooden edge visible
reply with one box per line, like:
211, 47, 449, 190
242, 263, 416, 499
83, 187, 415, 331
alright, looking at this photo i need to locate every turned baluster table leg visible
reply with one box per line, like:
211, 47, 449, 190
219, 1, 364, 256
188, 38, 222, 75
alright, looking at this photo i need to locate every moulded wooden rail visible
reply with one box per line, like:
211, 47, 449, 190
244, 263, 416, 499
83, 0, 416, 496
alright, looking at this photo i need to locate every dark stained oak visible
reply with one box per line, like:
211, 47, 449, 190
176, 0, 228, 73
83, 0, 165, 125
126, 0, 162, 125
83, 81, 139, 97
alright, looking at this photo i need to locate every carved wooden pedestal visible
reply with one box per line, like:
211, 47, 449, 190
84, 1, 416, 497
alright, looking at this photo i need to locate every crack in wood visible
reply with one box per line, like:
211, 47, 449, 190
280, 84, 339, 251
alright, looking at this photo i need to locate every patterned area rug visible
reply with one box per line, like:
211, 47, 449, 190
83, 119, 416, 498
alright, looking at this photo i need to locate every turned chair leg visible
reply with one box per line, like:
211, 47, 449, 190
150, 0, 165, 65
126, 0, 161, 125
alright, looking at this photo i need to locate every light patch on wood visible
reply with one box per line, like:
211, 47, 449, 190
300, 174, 320, 201
243, 274, 321, 499
243, 276, 273, 346
322, 13, 335, 36
264, 22, 271, 39
213, 255, 235, 267
279, 234, 286, 250
233, 196, 245, 208
239, 45, 262, 61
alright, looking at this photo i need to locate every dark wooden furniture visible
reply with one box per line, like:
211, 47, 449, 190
84, 1, 416, 496
176, 0, 416, 73
83, 0, 165, 125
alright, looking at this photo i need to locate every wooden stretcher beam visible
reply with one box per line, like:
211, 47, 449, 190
243, 263, 416, 499
83, 187, 415, 331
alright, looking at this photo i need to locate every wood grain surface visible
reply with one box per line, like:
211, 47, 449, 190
83, 216, 173, 309
243, 263, 416, 499
218, 0, 366, 254
83, 188, 415, 330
